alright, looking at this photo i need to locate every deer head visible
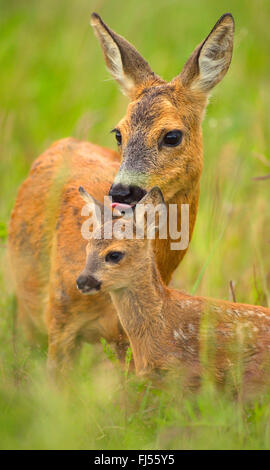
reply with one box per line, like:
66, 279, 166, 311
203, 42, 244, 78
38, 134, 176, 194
91, 12, 234, 205
76, 186, 164, 294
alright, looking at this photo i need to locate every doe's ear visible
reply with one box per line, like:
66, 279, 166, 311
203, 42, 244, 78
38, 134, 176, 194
90, 12, 160, 99
177, 13, 234, 94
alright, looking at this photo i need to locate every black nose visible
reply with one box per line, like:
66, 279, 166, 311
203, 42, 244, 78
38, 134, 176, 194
109, 184, 147, 204
76, 274, 101, 292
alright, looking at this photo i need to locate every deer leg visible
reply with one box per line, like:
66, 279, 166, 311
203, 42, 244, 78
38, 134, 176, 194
17, 298, 47, 349
46, 306, 83, 378
47, 329, 83, 380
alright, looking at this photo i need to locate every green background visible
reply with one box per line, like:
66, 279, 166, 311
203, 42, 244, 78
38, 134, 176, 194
1, 0, 270, 450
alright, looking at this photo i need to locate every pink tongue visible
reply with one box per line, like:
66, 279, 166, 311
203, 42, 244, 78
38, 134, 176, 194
111, 202, 132, 210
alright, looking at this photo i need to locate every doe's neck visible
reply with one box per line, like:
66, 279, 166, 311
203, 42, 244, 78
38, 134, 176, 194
154, 181, 201, 284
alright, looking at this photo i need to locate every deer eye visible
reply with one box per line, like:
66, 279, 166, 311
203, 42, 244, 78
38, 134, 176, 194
105, 251, 125, 264
111, 129, 122, 145
163, 130, 183, 147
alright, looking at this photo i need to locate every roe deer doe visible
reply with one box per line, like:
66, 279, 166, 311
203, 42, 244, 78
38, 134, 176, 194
8, 13, 234, 372
78, 187, 270, 393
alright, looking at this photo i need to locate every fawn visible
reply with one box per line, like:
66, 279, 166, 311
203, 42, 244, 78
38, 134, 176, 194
8, 13, 234, 371
78, 186, 270, 392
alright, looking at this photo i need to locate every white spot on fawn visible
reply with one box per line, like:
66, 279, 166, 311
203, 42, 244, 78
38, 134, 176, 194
173, 328, 187, 341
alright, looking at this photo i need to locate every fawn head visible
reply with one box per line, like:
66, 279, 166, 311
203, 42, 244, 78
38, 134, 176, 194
91, 12, 234, 205
76, 186, 164, 294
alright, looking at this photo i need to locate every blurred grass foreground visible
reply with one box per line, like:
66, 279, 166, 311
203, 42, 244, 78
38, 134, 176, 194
1, 0, 270, 450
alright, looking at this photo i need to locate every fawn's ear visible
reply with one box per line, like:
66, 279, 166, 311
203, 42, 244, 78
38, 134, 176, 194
135, 187, 167, 238
90, 12, 159, 99
175, 13, 234, 94
79, 186, 121, 221
79, 186, 103, 219
78, 186, 110, 223
139, 186, 165, 207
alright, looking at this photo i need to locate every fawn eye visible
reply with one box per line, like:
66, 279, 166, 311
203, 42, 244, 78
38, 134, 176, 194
105, 251, 125, 264
111, 129, 122, 145
163, 130, 183, 147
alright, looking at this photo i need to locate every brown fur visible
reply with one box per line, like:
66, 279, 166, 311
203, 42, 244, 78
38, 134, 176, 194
8, 14, 234, 372
80, 188, 270, 395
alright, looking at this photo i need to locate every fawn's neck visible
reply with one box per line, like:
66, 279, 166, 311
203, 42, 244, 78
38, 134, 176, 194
109, 257, 168, 372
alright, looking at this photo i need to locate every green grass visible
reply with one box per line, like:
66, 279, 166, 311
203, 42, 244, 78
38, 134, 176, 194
1, 0, 270, 450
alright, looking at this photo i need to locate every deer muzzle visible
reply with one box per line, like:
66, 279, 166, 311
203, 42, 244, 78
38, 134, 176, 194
76, 274, 101, 295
